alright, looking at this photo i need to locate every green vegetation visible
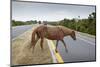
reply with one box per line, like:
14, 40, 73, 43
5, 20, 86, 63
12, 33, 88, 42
12, 20, 37, 26
12, 12, 96, 35
49, 12, 96, 35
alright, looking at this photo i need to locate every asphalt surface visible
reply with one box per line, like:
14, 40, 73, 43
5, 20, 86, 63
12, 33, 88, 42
12, 25, 33, 39
57, 32, 96, 63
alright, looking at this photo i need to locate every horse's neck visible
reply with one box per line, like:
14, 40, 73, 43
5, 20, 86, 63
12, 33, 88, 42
61, 27, 72, 36
57, 26, 65, 35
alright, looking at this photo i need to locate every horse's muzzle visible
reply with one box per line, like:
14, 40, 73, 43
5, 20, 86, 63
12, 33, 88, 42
74, 38, 76, 40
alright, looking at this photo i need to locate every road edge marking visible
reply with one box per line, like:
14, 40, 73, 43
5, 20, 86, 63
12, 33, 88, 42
12, 25, 36, 41
12, 29, 31, 41
47, 39, 57, 63
77, 36, 95, 45
47, 39, 64, 63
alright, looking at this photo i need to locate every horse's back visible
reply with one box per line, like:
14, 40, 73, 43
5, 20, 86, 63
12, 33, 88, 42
45, 25, 64, 40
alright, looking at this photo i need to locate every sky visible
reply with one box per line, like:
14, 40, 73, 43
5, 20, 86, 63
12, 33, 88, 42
12, 1, 95, 21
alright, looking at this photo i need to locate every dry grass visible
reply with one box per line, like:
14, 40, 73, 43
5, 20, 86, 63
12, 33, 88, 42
12, 26, 52, 66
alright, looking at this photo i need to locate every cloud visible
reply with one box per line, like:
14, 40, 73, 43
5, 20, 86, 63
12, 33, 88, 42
12, 1, 95, 21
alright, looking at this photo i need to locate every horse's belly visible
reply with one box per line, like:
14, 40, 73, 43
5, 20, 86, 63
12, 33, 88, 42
46, 34, 63, 40
46, 35, 58, 40
45, 27, 64, 40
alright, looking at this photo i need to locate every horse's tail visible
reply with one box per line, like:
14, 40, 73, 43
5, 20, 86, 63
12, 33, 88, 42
31, 29, 37, 48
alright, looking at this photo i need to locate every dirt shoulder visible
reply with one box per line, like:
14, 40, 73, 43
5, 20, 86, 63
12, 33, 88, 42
12, 25, 52, 66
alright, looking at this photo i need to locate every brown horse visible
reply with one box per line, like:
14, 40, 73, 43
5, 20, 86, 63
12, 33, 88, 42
31, 24, 76, 52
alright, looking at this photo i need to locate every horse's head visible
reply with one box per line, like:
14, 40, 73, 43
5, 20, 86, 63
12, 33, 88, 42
70, 31, 76, 40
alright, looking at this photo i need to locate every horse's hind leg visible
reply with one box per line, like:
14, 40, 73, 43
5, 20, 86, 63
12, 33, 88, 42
31, 36, 39, 53
61, 40, 68, 53
33, 37, 39, 49
40, 38, 44, 50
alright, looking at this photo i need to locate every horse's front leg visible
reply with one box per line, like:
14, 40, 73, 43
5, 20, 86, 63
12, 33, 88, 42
40, 38, 44, 50
55, 40, 59, 53
61, 40, 68, 53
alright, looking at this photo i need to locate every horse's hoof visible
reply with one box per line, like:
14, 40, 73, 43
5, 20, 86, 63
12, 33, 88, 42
31, 48, 34, 53
41, 48, 44, 51
55, 49, 58, 53
32, 50, 34, 53
65, 49, 68, 53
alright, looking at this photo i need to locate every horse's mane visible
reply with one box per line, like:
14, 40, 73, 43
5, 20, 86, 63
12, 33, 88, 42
58, 26, 73, 31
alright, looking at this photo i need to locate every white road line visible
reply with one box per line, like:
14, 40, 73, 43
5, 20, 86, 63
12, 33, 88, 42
12, 32, 26, 41
77, 33, 95, 42
47, 39, 57, 63
12, 28, 32, 41
12, 25, 36, 41
77, 36, 95, 45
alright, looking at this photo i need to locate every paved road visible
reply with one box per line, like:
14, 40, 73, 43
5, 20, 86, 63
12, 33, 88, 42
12, 25, 33, 39
12, 25, 96, 63
57, 32, 96, 63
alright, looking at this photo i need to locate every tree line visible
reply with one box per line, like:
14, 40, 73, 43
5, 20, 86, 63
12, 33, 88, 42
12, 12, 96, 35
58, 12, 96, 35
12, 20, 37, 26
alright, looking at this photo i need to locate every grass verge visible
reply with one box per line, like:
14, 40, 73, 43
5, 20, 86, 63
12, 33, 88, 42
12, 26, 52, 66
